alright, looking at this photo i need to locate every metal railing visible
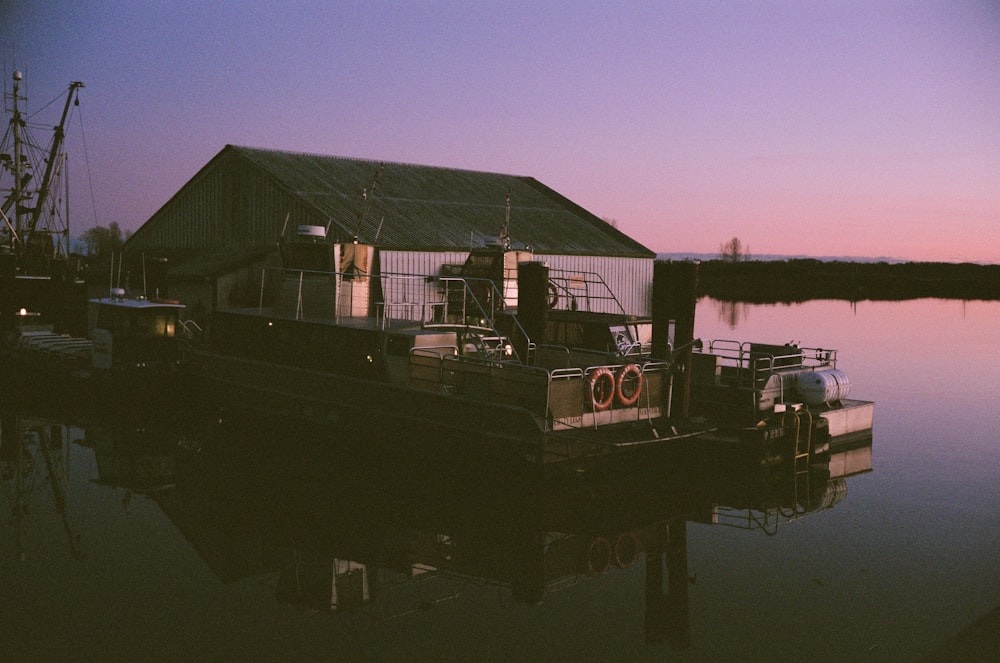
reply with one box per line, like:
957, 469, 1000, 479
700, 339, 837, 387
543, 267, 629, 316
259, 266, 534, 363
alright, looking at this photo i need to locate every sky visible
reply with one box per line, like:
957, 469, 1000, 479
2, 1, 998, 263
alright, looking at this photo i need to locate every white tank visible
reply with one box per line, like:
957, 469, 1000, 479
795, 369, 851, 405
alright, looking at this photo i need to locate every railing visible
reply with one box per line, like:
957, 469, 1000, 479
543, 268, 629, 316
427, 276, 532, 363
256, 267, 532, 362
701, 339, 837, 387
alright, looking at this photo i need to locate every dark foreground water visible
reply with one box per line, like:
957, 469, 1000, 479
2, 298, 998, 662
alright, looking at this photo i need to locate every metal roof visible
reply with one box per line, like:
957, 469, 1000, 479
226, 145, 654, 258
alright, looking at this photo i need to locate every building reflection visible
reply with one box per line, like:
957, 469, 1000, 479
153, 416, 872, 646
2, 406, 873, 649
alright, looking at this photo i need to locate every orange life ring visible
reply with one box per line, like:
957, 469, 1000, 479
614, 531, 639, 569
548, 282, 559, 308
615, 363, 644, 406
587, 537, 611, 576
588, 367, 615, 411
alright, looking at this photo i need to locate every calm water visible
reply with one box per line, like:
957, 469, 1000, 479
2, 298, 997, 662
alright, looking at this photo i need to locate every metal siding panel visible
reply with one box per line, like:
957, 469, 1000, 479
537, 254, 652, 316
378, 250, 652, 316
380, 250, 470, 306
380, 250, 469, 276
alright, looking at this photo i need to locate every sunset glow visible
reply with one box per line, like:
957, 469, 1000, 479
3, 1, 997, 263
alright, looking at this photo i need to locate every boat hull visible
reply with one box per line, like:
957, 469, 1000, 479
187, 349, 548, 464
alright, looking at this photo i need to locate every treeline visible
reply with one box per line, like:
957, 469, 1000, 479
695, 260, 1000, 302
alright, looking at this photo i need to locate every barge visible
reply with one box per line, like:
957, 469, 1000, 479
187, 226, 706, 466
186, 225, 872, 468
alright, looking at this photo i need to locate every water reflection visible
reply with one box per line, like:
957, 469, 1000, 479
0, 413, 84, 561
2, 406, 872, 652
712, 299, 751, 329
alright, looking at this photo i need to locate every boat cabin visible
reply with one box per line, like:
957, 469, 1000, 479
90, 290, 186, 370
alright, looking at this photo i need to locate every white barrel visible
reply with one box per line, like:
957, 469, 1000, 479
795, 369, 851, 405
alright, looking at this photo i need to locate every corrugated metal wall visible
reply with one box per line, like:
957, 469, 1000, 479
537, 253, 653, 317
379, 250, 469, 278
128, 153, 328, 253
379, 250, 468, 311
380, 249, 652, 317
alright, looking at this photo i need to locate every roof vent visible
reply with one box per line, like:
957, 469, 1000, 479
297, 225, 326, 239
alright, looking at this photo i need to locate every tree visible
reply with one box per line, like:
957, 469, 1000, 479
719, 236, 749, 262
80, 222, 130, 259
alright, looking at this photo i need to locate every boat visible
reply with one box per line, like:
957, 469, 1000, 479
0, 69, 196, 407
186, 224, 704, 467
1, 70, 88, 337
185, 221, 872, 469
2, 283, 190, 408
688, 339, 875, 446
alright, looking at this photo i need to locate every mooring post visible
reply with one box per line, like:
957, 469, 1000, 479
652, 260, 699, 418
665, 517, 691, 649
644, 521, 668, 644
517, 260, 549, 361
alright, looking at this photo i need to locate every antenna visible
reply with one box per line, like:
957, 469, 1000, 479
374, 216, 385, 244
500, 188, 511, 250
279, 212, 290, 242
352, 164, 382, 239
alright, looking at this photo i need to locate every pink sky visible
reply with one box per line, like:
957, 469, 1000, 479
3, 1, 998, 263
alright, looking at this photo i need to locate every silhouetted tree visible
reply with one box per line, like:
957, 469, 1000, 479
80, 223, 130, 259
719, 236, 749, 262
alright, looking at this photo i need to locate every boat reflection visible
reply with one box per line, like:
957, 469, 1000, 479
0, 412, 85, 561
146, 416, 870, 645
3, 407, 872, 649
83, 421, 185, 513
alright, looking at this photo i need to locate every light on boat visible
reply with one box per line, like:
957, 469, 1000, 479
18, 307, 27, 316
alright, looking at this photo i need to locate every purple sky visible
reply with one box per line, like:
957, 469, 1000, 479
3, 1, 998, 263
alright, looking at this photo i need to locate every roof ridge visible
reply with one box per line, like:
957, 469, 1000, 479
228, 144, 527, 180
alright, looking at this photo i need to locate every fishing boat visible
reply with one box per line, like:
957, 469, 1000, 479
1, 69, 196, 407
2, 283, 189, 407
1, 70, 88, 337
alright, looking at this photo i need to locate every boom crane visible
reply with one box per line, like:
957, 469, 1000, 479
1, 70, 88, 336
28, 79, 84, 246
1, 71, 84, 265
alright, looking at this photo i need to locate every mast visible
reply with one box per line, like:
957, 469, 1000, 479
1, 71, 84, 260
29, 79, 84, 240
3, 70, 27, 249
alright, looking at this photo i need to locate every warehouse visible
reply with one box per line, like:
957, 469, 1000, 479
124, 145, 656, 324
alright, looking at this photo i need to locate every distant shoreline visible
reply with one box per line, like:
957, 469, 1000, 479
656, 252, 997, 266
684, 259, 1000, 302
